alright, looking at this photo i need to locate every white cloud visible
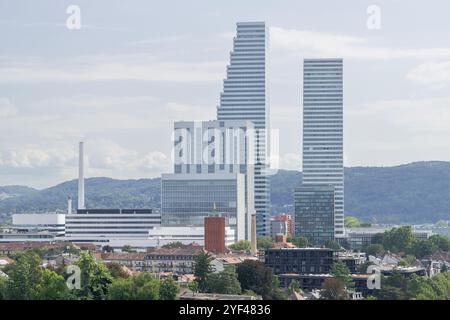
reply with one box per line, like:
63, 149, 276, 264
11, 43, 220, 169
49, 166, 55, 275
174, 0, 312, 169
279, 153, 301, 170
270, 27, 450, 60
406, 61, 450, 87
0, 145, 75, 168
0, 98, 18, 117
0, 54, 225, 84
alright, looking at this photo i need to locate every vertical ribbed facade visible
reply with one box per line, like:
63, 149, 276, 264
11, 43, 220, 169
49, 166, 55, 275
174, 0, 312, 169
217, 21, 270, 236
302, 58, 344, 237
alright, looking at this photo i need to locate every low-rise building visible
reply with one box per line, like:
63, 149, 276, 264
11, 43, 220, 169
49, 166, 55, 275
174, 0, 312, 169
264, 248, 335, 275
100, 245, 204, 276
346, 227, 433, 250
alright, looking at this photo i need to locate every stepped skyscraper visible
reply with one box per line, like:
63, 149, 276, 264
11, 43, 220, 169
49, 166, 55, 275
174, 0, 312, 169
217, 22, 270, 236
301, 58, 344, 238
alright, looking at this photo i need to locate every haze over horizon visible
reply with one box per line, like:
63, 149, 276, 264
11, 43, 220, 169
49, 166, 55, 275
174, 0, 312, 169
1, 1, 450, 188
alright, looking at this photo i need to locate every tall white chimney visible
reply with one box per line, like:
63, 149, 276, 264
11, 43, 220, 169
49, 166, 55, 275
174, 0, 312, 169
67, 196, 72, 214
250, 213, 257, 256
78, 141, 85, 210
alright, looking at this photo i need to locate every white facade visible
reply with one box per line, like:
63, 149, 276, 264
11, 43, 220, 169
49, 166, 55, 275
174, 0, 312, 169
12, 213, 65, 236
173, 120, 255, 240
95, 226, 235, 251
217, 21, 270, 236
161, 173, 246, 241
64, 208, 161, 243
302, 58, 344, 237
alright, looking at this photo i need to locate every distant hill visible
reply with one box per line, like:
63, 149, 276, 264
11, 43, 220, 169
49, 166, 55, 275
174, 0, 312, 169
1, 161, 450, 224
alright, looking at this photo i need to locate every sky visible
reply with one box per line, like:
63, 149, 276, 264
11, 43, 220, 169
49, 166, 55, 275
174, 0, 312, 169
1, 0, 450, 189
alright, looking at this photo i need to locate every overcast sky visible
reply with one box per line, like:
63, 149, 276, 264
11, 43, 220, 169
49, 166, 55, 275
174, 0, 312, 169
1, 0, 450, 189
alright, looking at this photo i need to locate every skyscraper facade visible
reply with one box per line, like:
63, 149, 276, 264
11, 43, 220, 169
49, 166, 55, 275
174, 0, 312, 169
294, 184, 335, 245
217, 21, 270, 236
172, 120, 254, 240
161, 173, 246, 241
302, 58, 344, 237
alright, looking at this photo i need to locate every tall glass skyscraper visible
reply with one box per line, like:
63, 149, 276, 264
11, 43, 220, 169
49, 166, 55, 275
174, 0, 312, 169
302, 58, 344, 237
217, 21, 270, 236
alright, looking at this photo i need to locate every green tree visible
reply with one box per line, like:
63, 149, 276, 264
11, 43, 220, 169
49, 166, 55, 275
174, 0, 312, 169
382, 226, 415, 253
187, 280, 199, 294
0, 276, 7, 300
330, 261, 354, 289
374, 273, 409, 300
162, 241, 185, 249
76, 252, 113, 300
36, 269, 72, 300
409, 272, 450, 300
257, 237, 274, 250
409, 240, 438, 259
363, 244, 385, 257
228, 240, 251, 251
236, 260, 280, 300
325, 240, 342, 251
6, 251, 43, 300
206, 266, 241, 295
287, 235, 309, 248
428, 235, 450, 252
398, 255, 416, 267
320, 278, 348, 300
121, 245, 136, 253
193, 251, 214, 292
288, 279, 300, 293
344, 216, 361, 228
107, 273, 160, 300
159, 277, 179, 300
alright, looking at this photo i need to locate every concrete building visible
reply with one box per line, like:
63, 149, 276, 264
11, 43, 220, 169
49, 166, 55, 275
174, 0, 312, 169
294, 185, 335, 246
12, 213, 66, 236
302, 58, 344, 238
172, 120, 255, 240
161, 173, 246, 241
346, 227, 433, 250
0, 213, 66, 243
217, 21, 270, 237
100, 245, 204, 275
264, 247, 335, 275
64, 208, 161, 244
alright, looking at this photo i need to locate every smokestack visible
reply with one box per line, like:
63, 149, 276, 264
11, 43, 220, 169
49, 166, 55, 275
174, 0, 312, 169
67, 196, 72, 214
78, 141, 85, 210
250, 213, 257, 256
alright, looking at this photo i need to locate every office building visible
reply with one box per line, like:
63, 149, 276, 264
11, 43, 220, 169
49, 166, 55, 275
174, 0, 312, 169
294, 185, 335, 246
161, 173, 246, 241
302, 58, 344, 237
173, 120, 255, 239
12, 213, 65, 236
217, 21, 270, 236
64, 208, 161, 244
264, 247, 334, 275
346, 227, 433, 250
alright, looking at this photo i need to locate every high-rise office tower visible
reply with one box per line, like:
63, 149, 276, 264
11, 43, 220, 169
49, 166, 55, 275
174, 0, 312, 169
302, 58, 344, 237
172, 120, 255, 240
217, 21, 270, 236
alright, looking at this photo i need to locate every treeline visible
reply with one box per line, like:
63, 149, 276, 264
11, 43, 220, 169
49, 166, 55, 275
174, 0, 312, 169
0, 251, 178, 300
363, 226, 450, 259
0, 249, 288, 300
